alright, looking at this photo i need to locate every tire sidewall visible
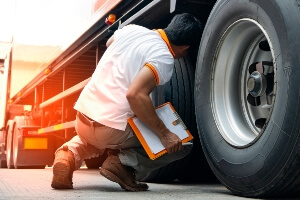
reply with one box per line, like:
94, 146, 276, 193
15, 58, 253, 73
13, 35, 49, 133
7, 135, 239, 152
195, 0, 300, 196
6, 121, 15, 169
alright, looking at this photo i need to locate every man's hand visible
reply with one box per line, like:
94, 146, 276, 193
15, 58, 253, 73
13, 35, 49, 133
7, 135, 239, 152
159, 131, 183, 154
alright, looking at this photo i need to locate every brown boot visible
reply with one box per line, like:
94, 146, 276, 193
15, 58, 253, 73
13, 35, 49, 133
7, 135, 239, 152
51, 145, 75, 189
100, 151, 148, 191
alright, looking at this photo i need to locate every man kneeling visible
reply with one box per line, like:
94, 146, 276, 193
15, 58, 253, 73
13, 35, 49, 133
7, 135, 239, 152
51, 13, 202, 191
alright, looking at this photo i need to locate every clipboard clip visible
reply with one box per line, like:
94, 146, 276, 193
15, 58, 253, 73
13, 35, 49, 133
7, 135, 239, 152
172, 112, 187, 130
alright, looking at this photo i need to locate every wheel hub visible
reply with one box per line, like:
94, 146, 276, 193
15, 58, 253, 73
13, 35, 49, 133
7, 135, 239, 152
247, 71, 267, 97
211, 18, 276, 147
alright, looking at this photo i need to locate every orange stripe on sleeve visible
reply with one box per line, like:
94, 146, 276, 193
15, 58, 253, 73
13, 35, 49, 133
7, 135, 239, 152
145, 63, 159, 85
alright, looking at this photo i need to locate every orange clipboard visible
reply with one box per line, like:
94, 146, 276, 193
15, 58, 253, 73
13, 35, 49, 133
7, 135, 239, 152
128, 102, 193, 160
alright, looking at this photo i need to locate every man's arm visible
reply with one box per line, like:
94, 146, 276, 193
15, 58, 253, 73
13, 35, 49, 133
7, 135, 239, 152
126, 66, 182, 154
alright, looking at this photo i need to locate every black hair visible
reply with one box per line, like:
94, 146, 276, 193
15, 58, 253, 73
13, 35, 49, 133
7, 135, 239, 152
164, 13, 202, 48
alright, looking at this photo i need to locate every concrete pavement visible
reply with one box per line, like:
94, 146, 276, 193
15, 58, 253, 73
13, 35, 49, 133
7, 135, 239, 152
0, 168, 256, 200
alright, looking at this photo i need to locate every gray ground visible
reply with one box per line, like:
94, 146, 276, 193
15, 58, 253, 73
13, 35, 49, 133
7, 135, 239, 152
0, 167, 284, 200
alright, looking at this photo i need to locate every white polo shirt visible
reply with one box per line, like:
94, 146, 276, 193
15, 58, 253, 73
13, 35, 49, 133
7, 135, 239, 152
74, 25, 175, 131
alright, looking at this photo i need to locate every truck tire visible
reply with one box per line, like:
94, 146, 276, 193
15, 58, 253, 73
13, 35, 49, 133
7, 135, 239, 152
195, 0, 300, 197
141, 56, 214, 182
12, 116, 51, 169
0, 133, 7, 168
6, 121, 15, 169
0, 160, 7, 168
13, 117, 23, 169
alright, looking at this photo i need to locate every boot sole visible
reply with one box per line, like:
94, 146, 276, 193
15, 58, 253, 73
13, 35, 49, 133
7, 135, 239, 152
51, 161, 73, 189
100, 168, 148, 192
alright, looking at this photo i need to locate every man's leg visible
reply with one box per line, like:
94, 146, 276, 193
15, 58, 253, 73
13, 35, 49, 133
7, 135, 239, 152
102, 124, 193, 180
119, 143, 192, 180
56, 135, 104, 170
100, 150, 149, 191
51, 115, 106, 189
99, 124, 192, 189
51, 135, 104, 189
91, 124, 149, 191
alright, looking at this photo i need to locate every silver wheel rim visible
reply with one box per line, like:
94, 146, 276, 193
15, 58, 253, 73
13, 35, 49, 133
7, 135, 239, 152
211, 18, 276, 147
